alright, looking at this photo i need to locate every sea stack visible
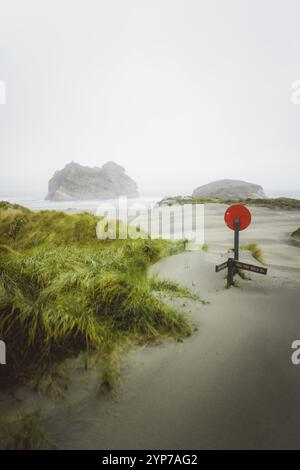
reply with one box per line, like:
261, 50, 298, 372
192, 179, 266, 200
46, 161, 139, 201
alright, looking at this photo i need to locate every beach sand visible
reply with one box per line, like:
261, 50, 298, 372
1, 203, 300, 449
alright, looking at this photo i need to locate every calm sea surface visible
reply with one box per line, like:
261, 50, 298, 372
0, 191, 300, 213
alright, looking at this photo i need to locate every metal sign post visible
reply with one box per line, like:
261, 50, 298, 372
215, 204, 267, 288
215, 258, 268, 287
234, 217, 239, 261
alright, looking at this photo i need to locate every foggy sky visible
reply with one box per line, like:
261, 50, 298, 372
0, 0, 300, 197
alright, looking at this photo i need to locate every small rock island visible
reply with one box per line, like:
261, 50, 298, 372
46, 161, 139, 201
192, 179, 266, 200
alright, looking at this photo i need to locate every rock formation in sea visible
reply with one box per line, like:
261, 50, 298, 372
46, 161, 139, 201
192, 179, 266, 200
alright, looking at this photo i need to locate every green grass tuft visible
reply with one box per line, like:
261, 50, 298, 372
149, 276, 200, 301
0, 412, 48, 450
240, 243, 265, 265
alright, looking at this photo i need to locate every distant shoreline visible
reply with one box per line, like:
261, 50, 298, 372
0, 190, 300, 213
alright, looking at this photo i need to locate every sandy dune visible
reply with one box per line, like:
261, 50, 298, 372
2, 203, 300, 449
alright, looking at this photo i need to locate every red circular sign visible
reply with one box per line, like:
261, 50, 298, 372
224, 204, 251, 231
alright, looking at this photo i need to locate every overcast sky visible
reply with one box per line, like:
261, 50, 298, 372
0, 0, 300, 196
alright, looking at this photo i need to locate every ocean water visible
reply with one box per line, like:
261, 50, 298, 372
0, 194, 163, 214
0, 190, 300, 213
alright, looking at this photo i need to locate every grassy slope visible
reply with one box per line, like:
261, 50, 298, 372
158, 196, 300, 210
0, 202, 192, 388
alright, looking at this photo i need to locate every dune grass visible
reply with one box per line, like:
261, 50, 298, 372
149, 276, 200, 301
0, 202, 192, 390
0, 412, 48, 450
240, 243, 265, 265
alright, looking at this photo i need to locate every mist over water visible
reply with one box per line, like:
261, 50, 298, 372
0, 194, 162, 213
1, 1, 300, 195
1, 190, 300, 214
